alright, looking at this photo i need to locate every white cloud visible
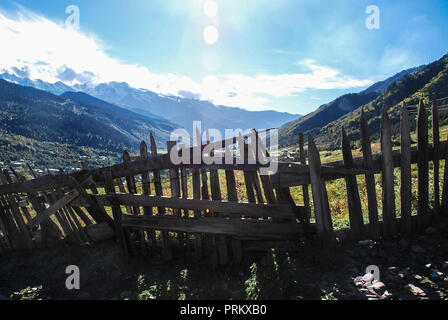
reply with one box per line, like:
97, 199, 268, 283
0, 7, 373, 111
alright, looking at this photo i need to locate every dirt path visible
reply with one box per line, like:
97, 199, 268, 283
1, 216, 447, 300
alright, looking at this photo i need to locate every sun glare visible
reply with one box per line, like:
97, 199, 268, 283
203, 25, 218, 45
203, 0, 218, 17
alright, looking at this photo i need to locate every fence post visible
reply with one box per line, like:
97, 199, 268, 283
359, 109, 380, 239
298, 132, 311, 223
432, 96, 440, 212
140, 140, 157, 249
417, 99, 429, 227
150, 132, 173, 261
341, 127, 364, 240
103, 169, 128, 263
307, 134, 334, 243
380, 107, 396, 237
123, 150, 147, 256
400, 103, 412, 234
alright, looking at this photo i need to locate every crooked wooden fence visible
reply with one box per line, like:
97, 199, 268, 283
0, 99, 447, 267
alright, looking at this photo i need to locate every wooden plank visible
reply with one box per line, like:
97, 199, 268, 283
442, 153, 448, 212
66, 177, 115, 231
432, 96, 440, 212
380, 107, 396, 236
206, 134, 229, 266
28, 189, 80, 228
122, 214, 302, 240
224, 161, 243, 264
167, 141, 185, 259
307, 134, 334, 242
116, 177, 132, 214
417, 99, 429, 226
197, 128, 217, 266
0, 195, 21, 249
103, 169, 129, 261
71, 206, 93, 226
94, 193, 302, 219
123, 149, 147, 256
5, 193, 34, 249
359, 110, 380, 239
298, 132, 311, 223
140, 140, 157, 249
341, 127, 364, 240
400, 104, 412, 234
192, 162, 203, 261
48, 190, 78, 245
150, 132, 172, 261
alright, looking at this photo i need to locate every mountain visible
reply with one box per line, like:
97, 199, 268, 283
83, 82, 301, 132
0, 80, 180, 168
0, 73, 301, 133
278, 65, 426, 147
0, 72, 73, 95
313, 53, 448, 150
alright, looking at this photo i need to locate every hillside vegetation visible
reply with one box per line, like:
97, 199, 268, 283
0, 80, 179, 167
315, 54, 448, 149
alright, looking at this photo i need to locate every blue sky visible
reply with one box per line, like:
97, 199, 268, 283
0, 0, 447, 114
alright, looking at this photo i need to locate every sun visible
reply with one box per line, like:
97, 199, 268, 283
203, 25, 219, 45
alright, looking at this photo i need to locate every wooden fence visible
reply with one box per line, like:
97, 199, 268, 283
0, 99, 447, 267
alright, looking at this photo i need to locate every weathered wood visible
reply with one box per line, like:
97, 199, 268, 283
380, 107, 396, 236
5, 193, 34, 249
89, 193, 304, 219
167, 140, 185, 259
140, 140, 157, 249
124, 149, 147, 256
442, 154, 448, 212
417, 99, 429, 226
71, 206, 93, 226
207, 133, 229, 266
28, 189, 80, 228
103, 169, 128, 261
67, 176, 115, 231
298, 132, 311, 223
307, 134, 334, 242
122, 214, 302, 240
432, 97, 440, 212
150, 132, 172, 261
359, 110, 380, 239
116, 177, 132, 214
48, 190, 78, 245
0, 195, 21, 249
400, 104, 412, 234
341, 127, 364, 240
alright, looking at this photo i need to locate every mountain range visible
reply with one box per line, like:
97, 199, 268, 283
0, 72, 301, 133
0, 79, 179, 167
278, 65, 426, 147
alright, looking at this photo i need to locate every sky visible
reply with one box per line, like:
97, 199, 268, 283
0, 0, 447, 114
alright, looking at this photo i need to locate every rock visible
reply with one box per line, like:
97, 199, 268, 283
358, 240, 374, 246
381, 290, 393, 300
408, 284, 425, 296
370, 281, 385, 290
411, 245, 425, 253
413, 275, 423, 281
